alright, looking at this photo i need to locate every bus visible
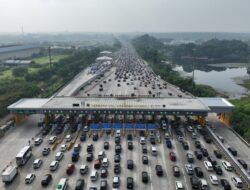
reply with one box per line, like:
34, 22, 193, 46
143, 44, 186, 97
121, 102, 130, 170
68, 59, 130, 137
16, 146, 32, 166
56, 178, 68, 190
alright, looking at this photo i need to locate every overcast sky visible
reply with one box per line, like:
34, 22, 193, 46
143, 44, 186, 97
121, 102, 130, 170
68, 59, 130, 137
0, 0, 250, 33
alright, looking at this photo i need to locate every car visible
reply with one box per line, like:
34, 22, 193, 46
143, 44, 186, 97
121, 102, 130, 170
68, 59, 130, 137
194, 150, 203, 160
238, 159, 248, 169
87, 144, 93, 152
228, 147, 237, 156
166, 139, 172, 148
25, 173, 36, 184
231, 176, 243, 188
142, 171, 149, 183
127, 134, 133, 141
186, 153, 194, 163
83, 126, 89, 132
113, 176, 120, 188
142, 155, 148, 164
200, 148, 209, 157
101, 168, 108, 178
75, 179, 85, 190
204, 135, 212, 143
222, 161, 233, 171
114, 164, 121, 174
100, 180, 107, 190
90, 171, 98, 182
199, 179, 208, 190
104, 141, 109, 150
209, 175, 219, 185
221, 179, 231, 190
34, 138, 43, 146
191, 132, 197, 139
114, 154, 120, 163
207, 156, 217, 165
41, 174, 52, 187
128, 141, 133, 150
175, 181, 183, 190
185, 164, 194, 175
42, 147, 51, 156
55, 151, 64, 161
150, 137, 156, 145
190, 176, 200, 189
65, 134, 72, 142
194, 141, 201, 149
214, 150, 222, 159
213, 165, 223, 175
127, 160, 134, 169
194, 167, 203, 177
187, 126, 194, 132
98, 151, 105, 160
80, 133, 86, 142
66, 163, 75, 175
204, 161, 213, 171
142, 145, 147, 153
74, 144, 81, 152
33, 159, 43, 169
60, 144, 67, 152
217, 135, 224, 143
93, 133, 98, 141
94, 159, 101, 169
115, 136, 121, 144
140, 137, 146, 145
50, 160, 59, 171
182, 141, 189, 150
115, 144, 121, 154
155, 165, 163, 176
80, 164, 88, 175
49, 136, 57, 144
177, 135, 184, 142
86, 153, 93, 162
127, 177, 134, 189
169, 151, 176, 161
173, 165, 181, 177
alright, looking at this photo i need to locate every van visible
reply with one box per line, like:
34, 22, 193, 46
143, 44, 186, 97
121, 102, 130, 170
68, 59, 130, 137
102, 158, 109, 167
231, 177, 243, 188
140, 137, 146, 145
204, 161, 213, 171
151, 146, 157, 156
33, 159, 42, 169
199, 179, 208, 190
55, 152, 64, 161
50, 161, 59, 171
90, 171, 98, 181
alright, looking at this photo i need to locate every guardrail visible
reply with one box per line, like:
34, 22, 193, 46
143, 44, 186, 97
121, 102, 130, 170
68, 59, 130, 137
206, 126, 250, 187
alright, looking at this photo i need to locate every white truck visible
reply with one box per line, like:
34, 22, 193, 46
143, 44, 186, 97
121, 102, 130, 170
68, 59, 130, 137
2, 166, 18, 184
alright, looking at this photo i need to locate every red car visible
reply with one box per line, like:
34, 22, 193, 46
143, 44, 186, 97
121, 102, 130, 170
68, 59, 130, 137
66, 163, 75, 175
169, 152, 176, 161
94, 159, 101, 169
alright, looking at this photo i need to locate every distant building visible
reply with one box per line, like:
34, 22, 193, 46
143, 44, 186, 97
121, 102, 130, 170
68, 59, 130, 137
3, 60, 32, 66
0, 44, 40, 61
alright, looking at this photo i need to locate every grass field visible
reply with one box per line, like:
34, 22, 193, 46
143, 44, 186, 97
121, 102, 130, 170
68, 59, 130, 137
32, 55, 69, 64
0, 69, 13, 79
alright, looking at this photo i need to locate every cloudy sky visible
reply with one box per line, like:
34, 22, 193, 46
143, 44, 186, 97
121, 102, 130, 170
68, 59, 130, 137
0, 0, 250, 33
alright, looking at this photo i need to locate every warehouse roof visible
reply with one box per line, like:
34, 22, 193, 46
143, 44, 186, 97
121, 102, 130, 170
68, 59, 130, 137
0, 44, 40, 54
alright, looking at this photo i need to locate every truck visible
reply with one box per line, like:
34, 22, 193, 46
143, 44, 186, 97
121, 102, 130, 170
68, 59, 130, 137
2, 166, 18, 184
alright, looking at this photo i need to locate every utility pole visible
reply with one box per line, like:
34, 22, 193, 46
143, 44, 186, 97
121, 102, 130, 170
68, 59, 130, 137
48, 46, 53, 91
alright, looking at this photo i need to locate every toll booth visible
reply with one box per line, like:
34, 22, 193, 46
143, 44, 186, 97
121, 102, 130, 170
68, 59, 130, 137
147, 123, 158, 131
125, 123, 134, 134
135, 123, 146, 136
90, 123, 100, 131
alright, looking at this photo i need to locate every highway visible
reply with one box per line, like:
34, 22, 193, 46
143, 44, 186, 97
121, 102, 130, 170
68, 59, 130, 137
0, 45, 249, 190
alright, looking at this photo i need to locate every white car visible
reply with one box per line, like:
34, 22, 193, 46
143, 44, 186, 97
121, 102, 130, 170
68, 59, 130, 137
175, 181, 183, 190
25, 173, 36, 184
65, 135, 72, 142
80, 165, 88, 174
60, 144, 67, 152
49, 136, 57, 144
209, 175, 219, 185
185, 164, 193, 175
33, 159, 42, 169
34, 138, 43, 146
231, 176, 243, 188
55, 152, 64, 161
222, 161, 233, 171
204, 161, 213, 171
50, 161, 59, 171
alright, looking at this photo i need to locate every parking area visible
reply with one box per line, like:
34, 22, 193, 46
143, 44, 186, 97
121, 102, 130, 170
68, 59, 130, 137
0, 116, 244, 190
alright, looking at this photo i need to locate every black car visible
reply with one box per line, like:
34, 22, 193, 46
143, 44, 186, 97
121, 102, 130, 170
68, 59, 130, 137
142, 145, 147, 154
115, 145, 121, 154
200, 148, 209, 157
150, 137, 156, 145
100, 180, 108, 190
127, 134, 133, 141
114, 154, 120, 163
127, 177, 134, 189
173, 166, 181, 177
194, 150, 203, 160
155, 165, 163, 176
101, 169, 108, 178
194, 141, 201, 149
128, 141, 133, 150
86, 153, 93, 162
221, 179, 231, 190
142, 171, 149, 183
194, 167, 203, 177
127, 160, 134, 169
104, 142, 109, 150
114, 164, 121, 174
190, 176, 200, 189
115, 136, 121, 144
41, 174, 52, 187
238, 159, 248, 169
75, 179, 85, 190
93, 133, 98, 141
186, 153, 194, 163
142, 155, 148, 164
87, 144, 93, 153
213, 165, 223, 175
80, 133, 86, 142
214, 150, 222, 159
182, 141, 189, 150
228, 147, 237, 156
208, 156, 217, 165
204, 135, 212, 143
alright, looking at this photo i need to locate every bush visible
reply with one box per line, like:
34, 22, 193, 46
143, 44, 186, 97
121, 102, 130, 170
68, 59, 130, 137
12, 67, 28, 77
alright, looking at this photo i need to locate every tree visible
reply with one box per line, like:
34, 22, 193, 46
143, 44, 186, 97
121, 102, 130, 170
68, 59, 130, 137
12, 67, 28, 77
